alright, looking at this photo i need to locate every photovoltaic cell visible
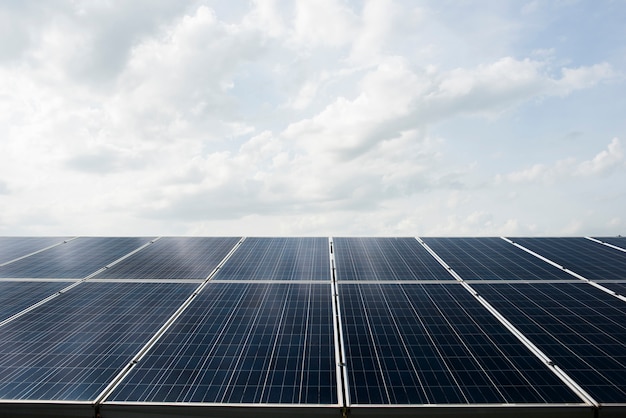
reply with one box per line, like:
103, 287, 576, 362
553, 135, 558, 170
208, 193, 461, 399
422, 237, 575, 281
510, 237, 626, 281
0, 281, 196, 401
108, 282, 338, 405
0, 281, 73, 321
472, 282, 626, 403
0, 237, 152, 279
333, 238, 451, 281
339, 283, 580, 405
0, 237, 68, 265
92, 237, 240, 280
213, 237, 330, 281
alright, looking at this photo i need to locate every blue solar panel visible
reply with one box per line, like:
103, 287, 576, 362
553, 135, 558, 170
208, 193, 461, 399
422, 237, 575, 280
339, 283, 580, 405
473, 282, 626, 403
92, 237, 240, 280
593, 237, 626, 250
510, 237, 626, 281
0, 282, 196, 401
213, 238, 330, 281
108, 282, 338, 404
333, 238, 451, 281
0, 237, 153, 279
0, 281, 73, 322
0, 237, 68, 265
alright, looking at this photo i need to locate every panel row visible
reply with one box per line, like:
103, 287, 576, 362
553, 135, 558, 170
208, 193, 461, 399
1, 236, 626, 412
2, 236, 626, 282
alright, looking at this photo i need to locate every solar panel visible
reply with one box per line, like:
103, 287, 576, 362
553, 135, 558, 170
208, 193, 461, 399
108, 282, 338, 405
421, 237, 575, 281
472, 282, 626, 403
0, 237, 68, 265
339, 283, 581, 405
0, 281, 197, 401
92, 237, 240, 280
333, 238, 451, 281
509, 237, 626, 281
212, 238, 330, 281
0, 281, 73, 322
0, 237, 152, 279
592, 237, 626, 250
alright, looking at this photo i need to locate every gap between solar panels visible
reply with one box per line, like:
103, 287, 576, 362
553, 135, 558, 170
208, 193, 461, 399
0, 237, 161, 329
586, 236, 626, 254
501, 237, 626, 304
0, 237, 78, 267
416, 237, 599, 408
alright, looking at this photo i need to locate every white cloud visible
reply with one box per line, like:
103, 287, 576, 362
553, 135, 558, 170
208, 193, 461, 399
505, 138, 624, 184
0, 1, 624, 236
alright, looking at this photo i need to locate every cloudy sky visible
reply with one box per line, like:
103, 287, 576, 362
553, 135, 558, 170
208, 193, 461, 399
0, 1, 625, 236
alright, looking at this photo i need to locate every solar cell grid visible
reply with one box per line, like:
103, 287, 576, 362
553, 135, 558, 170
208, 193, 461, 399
0, 237, 68, 265
333, 238, 451, 281
0, 237, 152, 279
472, 282, 626, 403
339, 283, 580, 405
108, 282, 338, 405
510, 237, 626, 281
92, 237, 240, 280
0, 281, 73, 322
0, 282, 197, 401
421, 237, 575, 281
213, 238, 330, 281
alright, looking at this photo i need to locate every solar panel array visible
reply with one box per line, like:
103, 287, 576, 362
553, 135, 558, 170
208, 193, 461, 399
0, 236, 625, 418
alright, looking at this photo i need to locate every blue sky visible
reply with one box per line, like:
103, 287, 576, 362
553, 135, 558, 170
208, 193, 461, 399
0, 0, 624, 236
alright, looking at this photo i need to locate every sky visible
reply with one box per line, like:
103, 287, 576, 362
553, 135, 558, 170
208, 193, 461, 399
0, 0, 625, 236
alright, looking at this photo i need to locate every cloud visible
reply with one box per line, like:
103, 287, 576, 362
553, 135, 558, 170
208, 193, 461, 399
0, 1, 624, 236
0, 179, 9, 195
504, 138, 624, 184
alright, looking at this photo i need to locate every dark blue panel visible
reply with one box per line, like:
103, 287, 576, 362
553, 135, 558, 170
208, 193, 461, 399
213, 238, 330, 280
422, 237, 575, 280
339, 283, 580, 405
109, 282, 338, 405
0, 237, 152, 279
0, 237, 68, 265
334, 238, 451, 281
510, 237, 626, 281
93, 237, 240, 280
473, 282, 626, 403
0, 281, 73, 321
593, 237, 626, 250
0, 282, 196, 401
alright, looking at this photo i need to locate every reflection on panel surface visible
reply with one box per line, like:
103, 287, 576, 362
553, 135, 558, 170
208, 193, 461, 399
0, 237, 68, 264
510, 237, 626, 281
109, 282, 337, 404
422, 237, 574, 280
0, 282, 196, 401
0, 237, 152, 278
93, 237, 240, 280
473, 282, 626, 403
213, 237, 330, 281
339, 283, 580, 405
334, 238, 451, 281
